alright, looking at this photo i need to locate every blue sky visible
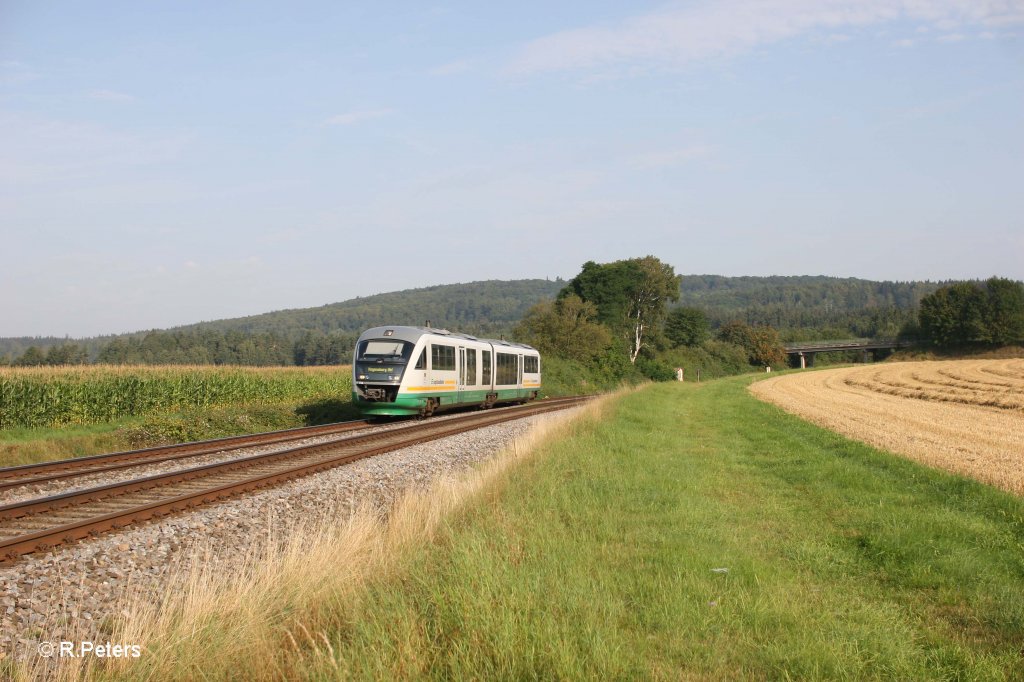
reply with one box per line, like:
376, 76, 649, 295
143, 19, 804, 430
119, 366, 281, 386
2, 1, 1022, 337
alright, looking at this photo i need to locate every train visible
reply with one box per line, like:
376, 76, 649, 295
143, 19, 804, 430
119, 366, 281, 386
351, 326, 542, 417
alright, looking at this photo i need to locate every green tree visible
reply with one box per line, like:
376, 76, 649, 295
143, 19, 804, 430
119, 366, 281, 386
561, 256, 681, 363
559, 260, 640, 328
983, 277, 1024, 345
97, 338, 132, 364
95, 330, 295, 366
664, 307, 709, 347
14, 346, 45, 367
716, 320, 785, 368
717, 320, 753, 348
293, 331, 354, 366
920, 282, 989, 347
44, 343, 89, 365
747, 326, 786, 368
513, 294, 613, 362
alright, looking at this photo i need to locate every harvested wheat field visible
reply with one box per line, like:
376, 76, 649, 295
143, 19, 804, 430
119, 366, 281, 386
750, 359, 1024, 495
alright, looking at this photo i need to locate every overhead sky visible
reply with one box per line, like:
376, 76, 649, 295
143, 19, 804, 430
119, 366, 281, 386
2, 1, 1022, 337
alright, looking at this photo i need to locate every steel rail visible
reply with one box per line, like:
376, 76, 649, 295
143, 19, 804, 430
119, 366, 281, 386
0, 419, 376, 492
0, 396, 591, 562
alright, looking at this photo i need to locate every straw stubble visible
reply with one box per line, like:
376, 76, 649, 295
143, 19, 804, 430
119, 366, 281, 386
750, 360, 1024, 495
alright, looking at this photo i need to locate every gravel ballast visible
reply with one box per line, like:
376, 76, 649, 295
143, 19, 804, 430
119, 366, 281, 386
0, 411, 497, 506
0, 409, 577, 662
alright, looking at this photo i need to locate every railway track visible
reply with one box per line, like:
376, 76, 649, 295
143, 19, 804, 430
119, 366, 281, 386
0, 419, 376, 494
0, 396, 589, 563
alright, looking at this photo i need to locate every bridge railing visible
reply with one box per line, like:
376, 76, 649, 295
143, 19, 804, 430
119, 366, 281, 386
782, 338, 911, 353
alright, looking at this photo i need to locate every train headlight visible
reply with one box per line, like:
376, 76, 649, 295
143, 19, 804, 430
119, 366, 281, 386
358, 375, 367, 380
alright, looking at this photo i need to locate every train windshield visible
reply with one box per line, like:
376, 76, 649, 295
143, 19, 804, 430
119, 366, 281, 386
357, 340, 414, 363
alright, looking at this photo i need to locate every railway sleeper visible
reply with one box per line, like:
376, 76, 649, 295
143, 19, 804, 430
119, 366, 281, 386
0, 398, 588, 562
0, 528, 40, 539
76, 499, 135, 509
15, 513, 81, 526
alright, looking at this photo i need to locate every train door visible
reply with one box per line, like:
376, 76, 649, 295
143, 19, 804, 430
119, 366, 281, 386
458, 346, 467, 403
414, 344, 428, 384
482, 347, 494, 406
518, 354, 524, 397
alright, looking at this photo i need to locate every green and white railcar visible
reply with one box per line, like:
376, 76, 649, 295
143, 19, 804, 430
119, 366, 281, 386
351, 326, 541, 417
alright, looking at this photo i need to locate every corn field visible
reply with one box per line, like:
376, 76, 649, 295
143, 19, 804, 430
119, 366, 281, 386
0, 365, 353, 430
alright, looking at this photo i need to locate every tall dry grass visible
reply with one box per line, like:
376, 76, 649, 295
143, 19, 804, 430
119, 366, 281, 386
16, 396, 610, 681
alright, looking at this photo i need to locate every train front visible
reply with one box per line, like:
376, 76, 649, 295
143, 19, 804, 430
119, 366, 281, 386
351, 327, 422, 416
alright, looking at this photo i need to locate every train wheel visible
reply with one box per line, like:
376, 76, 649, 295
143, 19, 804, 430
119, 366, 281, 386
420, 398, 437, 418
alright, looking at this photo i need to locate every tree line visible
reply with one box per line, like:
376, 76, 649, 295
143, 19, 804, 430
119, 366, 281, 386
1, 330, 359, 368
676, 275, 939, 332
0, 275, 938, 362
3, 273, 1019, 369
514, 262, 1024, 381
919, 277, 1024, 348
513, 256, 789, 382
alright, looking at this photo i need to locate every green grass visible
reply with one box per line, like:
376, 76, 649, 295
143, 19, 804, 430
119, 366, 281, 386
0, 398, 362, 469
0, 420, 144, 469
320, 377, 1024, 680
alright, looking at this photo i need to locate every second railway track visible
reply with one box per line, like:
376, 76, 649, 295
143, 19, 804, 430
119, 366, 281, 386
0, 418, 378, 493
0, 396, 590, 563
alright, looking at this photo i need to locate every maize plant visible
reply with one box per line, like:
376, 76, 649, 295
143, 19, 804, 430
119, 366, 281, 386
0, 365, 353, 430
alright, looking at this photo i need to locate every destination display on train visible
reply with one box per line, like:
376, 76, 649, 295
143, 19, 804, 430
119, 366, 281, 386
355, 362, 405, 381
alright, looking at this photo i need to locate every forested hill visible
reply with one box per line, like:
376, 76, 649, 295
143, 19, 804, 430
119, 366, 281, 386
678, 275, 942, 332
189, 275, 935, 339
1, 275, 943, 362
173, 279, 566, 339
0, 279, 565, 363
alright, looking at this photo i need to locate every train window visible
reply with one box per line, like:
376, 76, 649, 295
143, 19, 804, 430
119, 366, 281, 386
414, 348, 426, 370
496, 352, 518, 385
358, 340, 413, 361
465, 349, 477, 385
431, 344, 455, 371
524, 356, 538, 373
482, 351, 491, 385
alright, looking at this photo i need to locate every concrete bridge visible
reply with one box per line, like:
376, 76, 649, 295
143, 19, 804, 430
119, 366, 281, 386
782, 338, 913, 368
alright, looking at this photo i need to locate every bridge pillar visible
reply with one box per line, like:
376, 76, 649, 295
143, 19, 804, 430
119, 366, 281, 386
799, 352, 806, 369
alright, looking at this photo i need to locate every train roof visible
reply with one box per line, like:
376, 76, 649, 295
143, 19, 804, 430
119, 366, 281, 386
478, 337, 537, 351
357, 325, 536, 351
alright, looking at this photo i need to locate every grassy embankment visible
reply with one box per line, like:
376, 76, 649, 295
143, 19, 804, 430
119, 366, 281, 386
76, 374, 1024, 680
